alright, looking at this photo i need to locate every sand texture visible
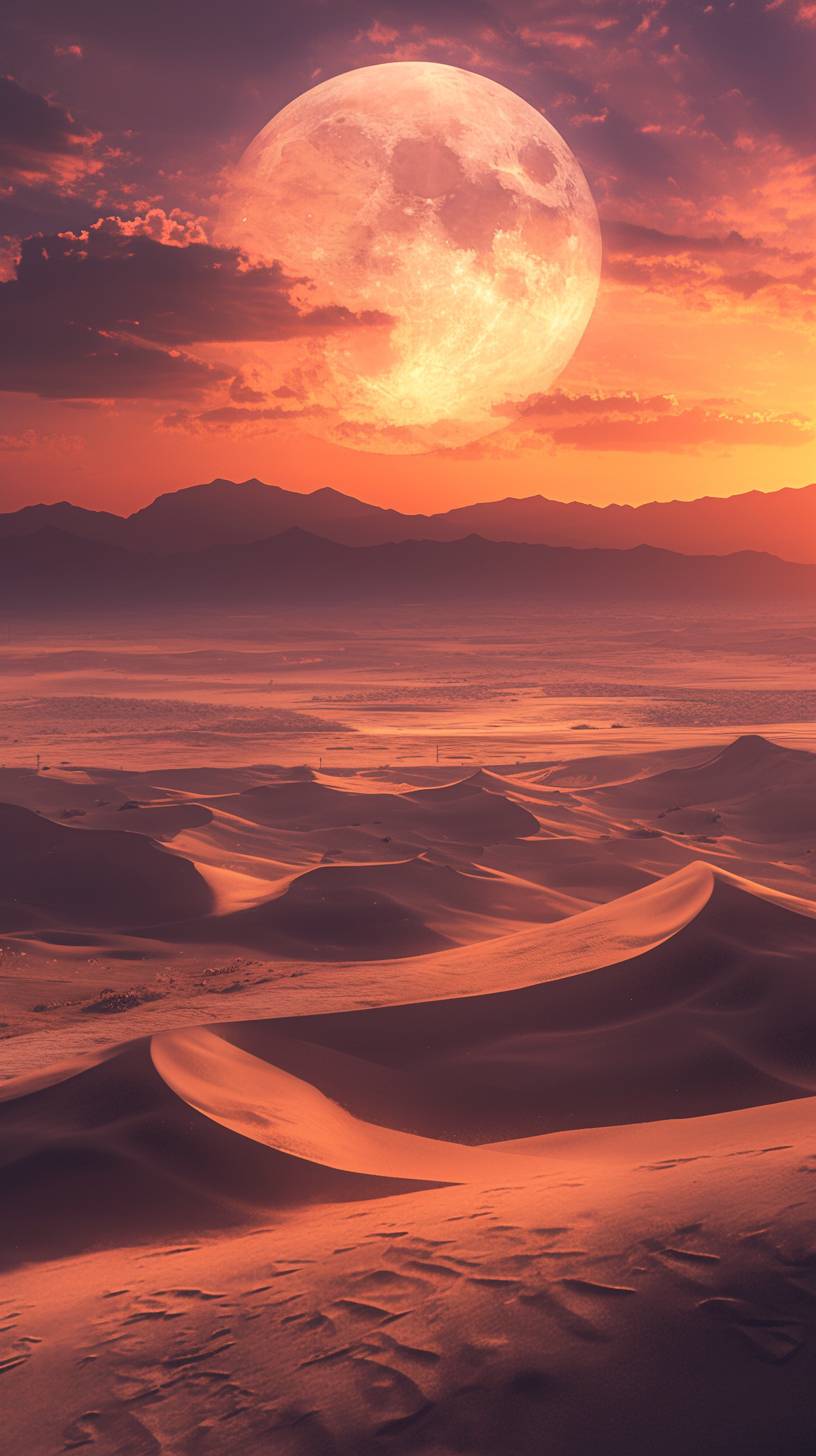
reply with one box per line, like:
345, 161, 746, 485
1, 733, 815, 1453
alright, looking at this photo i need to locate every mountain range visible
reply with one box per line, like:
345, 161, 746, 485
2, 476, 816, 562
3, 524, 815, 611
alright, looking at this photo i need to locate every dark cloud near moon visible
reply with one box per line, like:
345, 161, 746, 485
603, 222, 757, 258
0, 75, 100, 193
0, 222, 390, 399
2, 2, 815, 242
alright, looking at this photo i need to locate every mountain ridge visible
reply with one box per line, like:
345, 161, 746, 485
3, 524, 814, 610
2, 476, 815, 562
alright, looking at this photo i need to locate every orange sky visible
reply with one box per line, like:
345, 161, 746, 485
1, 1, 815, 515
5, 258, 813, 517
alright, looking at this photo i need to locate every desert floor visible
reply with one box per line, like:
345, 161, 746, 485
2, 713, 816, 1453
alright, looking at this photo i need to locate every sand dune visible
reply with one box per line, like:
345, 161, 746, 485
599, 733, 816, 813
76, 799, 214, 839
535, 742, 714, 789
216, 865, 816, 1143
153, 1026, 535, 1183
195, 858, 456, 958
588, 735, 816, 863
209, 773, 540, 844
3, 859, 814, 1264
7, 1089, 816, 1456
187, 854, 572, 958
3, 735, 816, 1453
0, 801, 213, 931
2, 735, 814, 1041
0, 1036, 432, 1267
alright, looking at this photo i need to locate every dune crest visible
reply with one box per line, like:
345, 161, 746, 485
4, 853, 816, 1267
152, 1026, 535, 1183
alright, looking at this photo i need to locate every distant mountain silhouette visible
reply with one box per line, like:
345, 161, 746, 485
2, 477, 815, 562
124, 479, 406, 552
433, 484, 816, 563
0, 500, 129, 547
3, 526, 814, 611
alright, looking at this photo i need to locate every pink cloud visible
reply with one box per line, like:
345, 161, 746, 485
549, 406, 813, 453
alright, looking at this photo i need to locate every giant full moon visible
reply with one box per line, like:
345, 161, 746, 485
218, 62, 601, 453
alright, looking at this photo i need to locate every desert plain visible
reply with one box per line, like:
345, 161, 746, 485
1, 606, 816, 1455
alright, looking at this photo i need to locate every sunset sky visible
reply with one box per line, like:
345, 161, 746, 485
1, 0, 815, 516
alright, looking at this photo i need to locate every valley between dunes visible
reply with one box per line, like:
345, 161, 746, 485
1, 732, 816, 1454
